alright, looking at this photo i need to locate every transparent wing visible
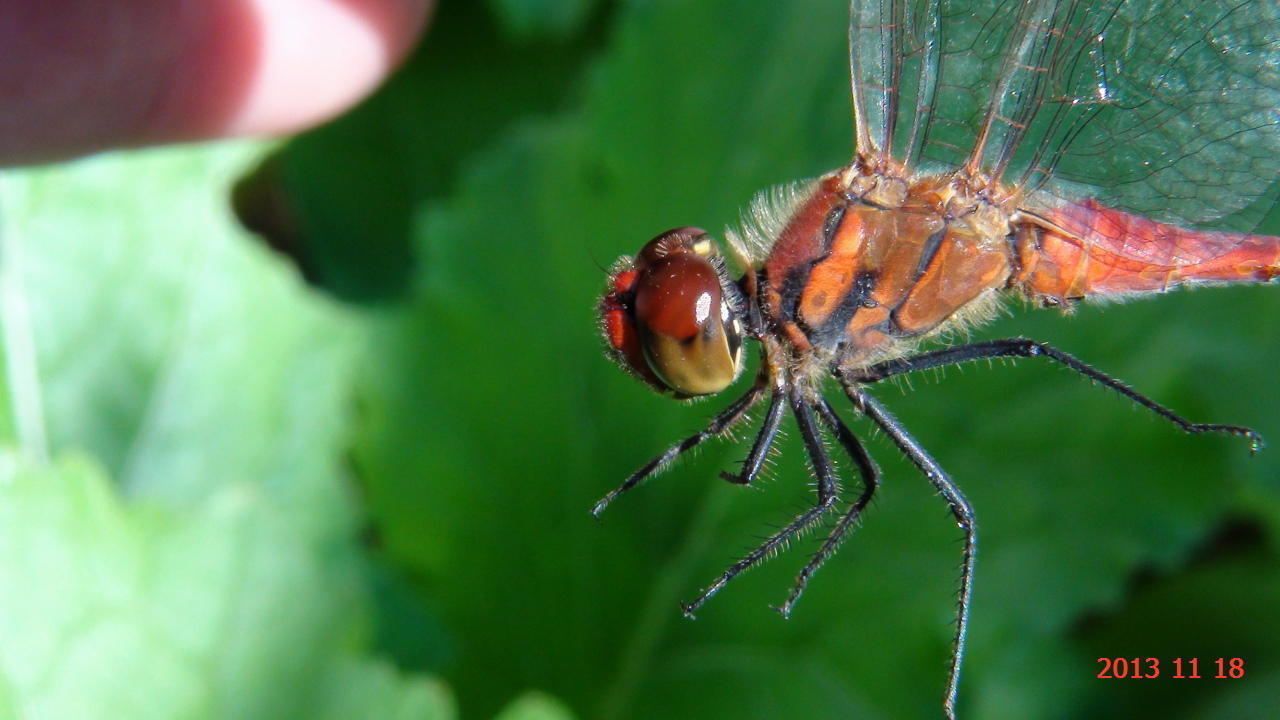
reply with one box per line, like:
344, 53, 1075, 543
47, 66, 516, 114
1042, 0, 1280, 229
848, 0, 942, 164
911, 0, 1280, 230
914, 0, 1101, 177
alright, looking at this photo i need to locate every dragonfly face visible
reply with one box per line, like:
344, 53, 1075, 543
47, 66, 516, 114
601, 227, 747, 398
594, 1, 1279, 717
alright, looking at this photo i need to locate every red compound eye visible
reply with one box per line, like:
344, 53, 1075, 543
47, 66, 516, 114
599, 227, 744, 397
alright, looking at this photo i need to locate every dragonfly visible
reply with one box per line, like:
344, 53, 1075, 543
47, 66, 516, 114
593, 0, 1279, 715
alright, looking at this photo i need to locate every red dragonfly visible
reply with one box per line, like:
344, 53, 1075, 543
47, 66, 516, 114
594, 0, 1279, 715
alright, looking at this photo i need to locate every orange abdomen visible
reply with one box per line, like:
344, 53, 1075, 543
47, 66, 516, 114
1015, 199, 1280, 303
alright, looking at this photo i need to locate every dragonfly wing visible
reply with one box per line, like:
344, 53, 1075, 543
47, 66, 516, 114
913, 0, 1279, 231
848, 0, 942, 164
913, 0, 1087, 174
1028, 0, 1280, 229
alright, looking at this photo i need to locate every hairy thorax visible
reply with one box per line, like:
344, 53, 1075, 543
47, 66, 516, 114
757, 163, 1021, 372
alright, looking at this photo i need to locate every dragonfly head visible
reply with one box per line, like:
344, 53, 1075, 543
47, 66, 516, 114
600, 227, 746, 398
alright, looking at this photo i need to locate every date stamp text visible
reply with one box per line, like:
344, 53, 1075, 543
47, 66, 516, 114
1096, 657, 1245, 679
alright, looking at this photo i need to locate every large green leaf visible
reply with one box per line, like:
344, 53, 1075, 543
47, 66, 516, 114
0, 145, 468, 720
486, 0, 602, 39
1072, 541, 1280, 719
1, 147, 363, 544
350, 0, 1280, 718
0, 451, 455, 720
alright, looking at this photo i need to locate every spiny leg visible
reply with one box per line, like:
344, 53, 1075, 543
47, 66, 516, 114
849, 337, 1263, 452
776, 396, 881, 618
838, 376, 973, 720
720, 388, 786, 485
591, 379, 765, 518
680, 388, 840, 618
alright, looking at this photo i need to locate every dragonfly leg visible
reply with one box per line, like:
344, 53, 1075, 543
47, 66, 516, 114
719, 389, 786, 485
775, 396, 880, 618
838, 378, 974, 720
680, 387, 840, 617
591, 379, 765, 518
848, 337, 1263, 452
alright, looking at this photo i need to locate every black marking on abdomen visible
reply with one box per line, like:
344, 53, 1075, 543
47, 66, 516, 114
819, 203, 848, 253
808, 270, 878, 347
912, 225, 949, 282
779, 202, 850, 335
1005, 225, 1034, 289
779, 265, 811, 334
883, 222, 955, 337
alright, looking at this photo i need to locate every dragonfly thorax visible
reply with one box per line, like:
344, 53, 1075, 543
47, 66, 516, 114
760, 168, 1015, 367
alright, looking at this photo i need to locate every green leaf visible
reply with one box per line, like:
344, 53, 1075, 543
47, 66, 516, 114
257, 0, 607, 303
493, 692, 578, 720
1073, 546, 1280, 719
0, 452, 453, 720
351, 0, 1280, 718
0, 144, 508, 719
316, 657, 457, 720
1, 145, 363, 542
486, 0, 600, 40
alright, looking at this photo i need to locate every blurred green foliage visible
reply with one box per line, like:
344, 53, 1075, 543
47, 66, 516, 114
2, 1, 1278, 719
0, 147, 573, 720
254, 1, 608, 303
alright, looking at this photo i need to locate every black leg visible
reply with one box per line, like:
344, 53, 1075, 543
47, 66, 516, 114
591, 380, 765, 518
720, 389, 786, 485
776, 396, 881, 618
680, 387, 840, 617
838, 376, 973, 720
849, 337, 1263, 452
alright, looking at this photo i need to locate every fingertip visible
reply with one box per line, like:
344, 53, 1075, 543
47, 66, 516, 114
218, 0, 434, 136
0, 0, 434, 165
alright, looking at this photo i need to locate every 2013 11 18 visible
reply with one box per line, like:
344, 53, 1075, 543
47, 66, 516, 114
1096, 657, 1246, 679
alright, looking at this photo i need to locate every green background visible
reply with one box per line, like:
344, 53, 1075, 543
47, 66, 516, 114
1, 1, 1277, 719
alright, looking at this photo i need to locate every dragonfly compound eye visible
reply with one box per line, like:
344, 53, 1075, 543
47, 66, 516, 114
600, 227, 745, 397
